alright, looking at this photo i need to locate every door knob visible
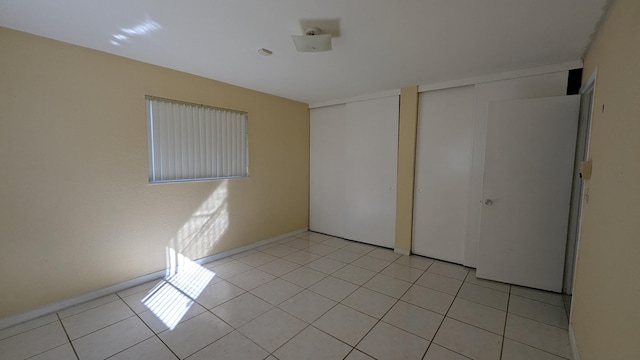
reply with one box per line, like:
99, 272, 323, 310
484, 199, 493, 206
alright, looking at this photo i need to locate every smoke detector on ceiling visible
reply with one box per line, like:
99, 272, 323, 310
292, 27, 332, 52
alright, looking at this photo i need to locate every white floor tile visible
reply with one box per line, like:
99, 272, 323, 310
278, 290, 337, 323
0, 313, 59, 341
501, 338, 567, 360
357, 321, 430, 360
0, 321, 68, 360
284, 238, 313, 250
73, 316, 153, 360
427, 261, 469, 281
57, 294, 120, 319
307, 243, 338, 256
368, 248, 402, 262
236, 252, 278, 267
382, 301, 443, 340
231, 249, 259, 259
209, 260, 252, 279
227, 268, 276, 291
307, 257, 346, 274
332, 264, 377, 285
508, 295, 568, 329
401, 285, 455, 315
326, 249, 363, 263
447, 298, 507, 335
510, 286, 564, 307
300, 233, 331, 243
5, 236, 584, 360
363, 273, 412, 298
257, 258, 300, 276
465, 270, 510, 293
188, 331, 268, 360
312, 304, 377, 346
274, 326, 352, 360
423, 344, 471, 360
380, 263, 425, 283
211, 293, 272, 328
238, 308, 307, 352
321, 237, 351, 248
28, 343, 77, 360
195, 280, 245, 309
394, 255, 434, 270
158, 312, 232, 359
416, 272, 463, 295
457, 283, 509, 311
62, 300, 134, 340
283, 250, 321, 265
122, 289, 152, 314
281, 267, 327, 288
352, 256, 391, 272
433, 318, 502, 360
260, 244, 298, 258
504, 314, 571, 358
345, 349, 376, 360
343, 242, 377, 255
138, 302, 206, 334
250, 278, 304, 305
109, 336, 176, 360
309, 276, 358, 302
342, 287, 397, 319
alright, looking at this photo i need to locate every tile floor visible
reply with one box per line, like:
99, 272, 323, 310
0, 232, 574, 360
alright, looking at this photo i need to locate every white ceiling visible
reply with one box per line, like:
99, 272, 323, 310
0, 0, 606, 104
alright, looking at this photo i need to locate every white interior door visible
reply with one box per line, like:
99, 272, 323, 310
310, 104, 347, 238
477, 95, 580, 292
343, 97, 399, 247
412, 86, 475, 264
309, 96, 398, 248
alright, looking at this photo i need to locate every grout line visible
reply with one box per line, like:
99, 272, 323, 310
56, 313, 80, 360
117, 292, 181, 360
0, 316, 60, 342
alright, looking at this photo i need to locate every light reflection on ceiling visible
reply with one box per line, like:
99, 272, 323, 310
111, 18, 161, 47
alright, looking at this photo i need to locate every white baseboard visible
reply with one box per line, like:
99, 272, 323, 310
394, 247, 410, 256
569, 324, 581, 360
0, 227, 308, 330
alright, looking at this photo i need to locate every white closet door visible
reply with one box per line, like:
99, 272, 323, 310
477, 95, 580, 292
310, 104, 347, 238
412, 86, 475, 264
344, 97, 399, 247
309, 96, 399, 248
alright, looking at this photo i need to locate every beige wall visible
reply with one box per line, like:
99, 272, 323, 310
572, 0, 640, 358
0, 27, 310, 318
394, 86, 419, 253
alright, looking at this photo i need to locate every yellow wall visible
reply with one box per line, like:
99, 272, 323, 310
0, 27, 310, 318
572, 0, 640, 358
394, 86, 419, 253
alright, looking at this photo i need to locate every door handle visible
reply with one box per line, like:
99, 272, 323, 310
484, 199, 493, 206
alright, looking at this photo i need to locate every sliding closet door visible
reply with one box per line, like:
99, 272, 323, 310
343, 97, 399, 247
310, 96, 399, 248
412, 86, 475, 264
310, 104, 347, 238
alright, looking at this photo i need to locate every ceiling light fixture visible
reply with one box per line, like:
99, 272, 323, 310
292, 27, 332, 52
257, 48, 273, 56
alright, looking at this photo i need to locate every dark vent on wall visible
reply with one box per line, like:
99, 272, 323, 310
567, 68, 583, 95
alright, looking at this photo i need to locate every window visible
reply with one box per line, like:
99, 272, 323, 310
146, 96, 248, 183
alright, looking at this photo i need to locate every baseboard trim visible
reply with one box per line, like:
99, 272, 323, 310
394, 247, 410, 256
569, 323, 580, 360
0, 227, 308, 330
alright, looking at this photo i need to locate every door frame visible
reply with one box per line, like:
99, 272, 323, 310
563, 69, 597, 294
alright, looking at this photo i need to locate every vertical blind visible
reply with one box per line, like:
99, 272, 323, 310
146, 96, 248, 182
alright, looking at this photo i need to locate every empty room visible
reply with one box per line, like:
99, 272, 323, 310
0, 0, 638, 359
